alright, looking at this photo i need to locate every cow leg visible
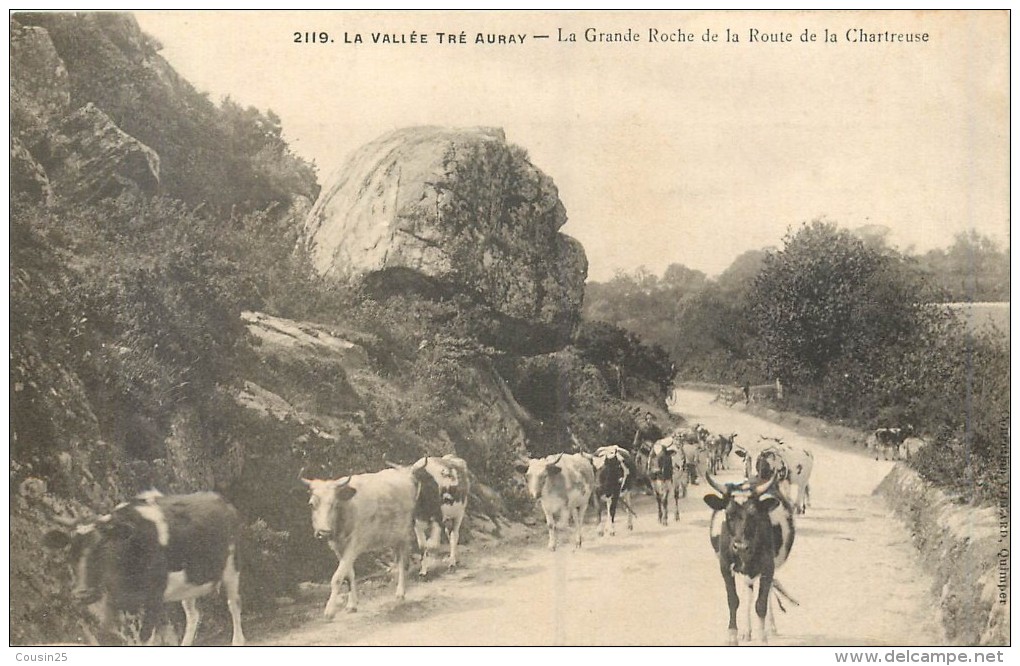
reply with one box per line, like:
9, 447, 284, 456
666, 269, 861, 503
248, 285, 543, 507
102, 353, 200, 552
345, 563, 359, 612
139, 602, 166, 646
413, 520, 430, 577
394, 543, 408, 601
741, 576, 754, 642
325, 560, 347, 618
574, 500, 588, 549
596, 496, 606, 537
756, 575, 773, 644
607, 495, 617, 536
767, 588, 778, 636
722, 571, 739, 646
221, 547, 246, 646
325, 545, 355, 618
422, 520, 441, 578
623, 491, 634, 531
672, 483, 681, 522
180, 598, 201, 646
545, 510, 557, 551
446, 514, 463, 568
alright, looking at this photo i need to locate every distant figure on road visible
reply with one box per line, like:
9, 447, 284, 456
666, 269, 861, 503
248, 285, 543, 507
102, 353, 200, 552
635, 412, 665, 450
742, 381, 750, 404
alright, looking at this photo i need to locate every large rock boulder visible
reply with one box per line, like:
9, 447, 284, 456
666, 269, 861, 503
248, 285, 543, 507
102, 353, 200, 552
305, 126, 587, 347
32, 103, 160, 202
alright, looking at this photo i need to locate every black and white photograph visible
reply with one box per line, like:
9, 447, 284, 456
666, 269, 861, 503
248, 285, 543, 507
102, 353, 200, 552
8, 8, 1011, 655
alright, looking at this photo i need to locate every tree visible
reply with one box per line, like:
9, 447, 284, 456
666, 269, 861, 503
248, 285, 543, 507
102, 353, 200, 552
917, 230, 1009, 302
749, 220, 932, 394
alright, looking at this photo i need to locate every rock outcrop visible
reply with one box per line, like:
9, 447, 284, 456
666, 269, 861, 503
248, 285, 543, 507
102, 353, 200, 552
11, 17, 162, 204
305, 126, 587, 348
31, 103, 161, 202
10, 19, 71, 141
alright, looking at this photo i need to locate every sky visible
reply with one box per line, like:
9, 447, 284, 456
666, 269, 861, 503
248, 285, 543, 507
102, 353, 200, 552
134, 10, 1009, 281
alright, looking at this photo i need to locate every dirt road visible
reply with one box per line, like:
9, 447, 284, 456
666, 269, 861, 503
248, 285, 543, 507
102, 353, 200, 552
256, 389, 943, 646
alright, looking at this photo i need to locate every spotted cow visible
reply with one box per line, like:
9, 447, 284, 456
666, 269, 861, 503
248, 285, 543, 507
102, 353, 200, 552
591, 445, 637, 536
517, 453, 595, 551
410, 454, 470, 577
42, 491, 245, 646
704, 475, 797, 645
646, 438, 682, 525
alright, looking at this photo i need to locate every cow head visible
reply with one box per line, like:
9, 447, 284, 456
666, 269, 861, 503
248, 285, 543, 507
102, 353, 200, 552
648, 442, 678, 479
593, 451, 629, 495
301, 475, 355, 540
754, 448, 788, 481
703, 475, 779, 571
43, 513, 139, 606
733, 438, 784, 480
520, 454, 563, 500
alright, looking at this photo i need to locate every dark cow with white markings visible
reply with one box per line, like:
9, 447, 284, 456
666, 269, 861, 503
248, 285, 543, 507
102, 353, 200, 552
410, 454, 470, 577
646, 438, 682, 525
42, 490, 245, 646
707, 433, 738, 474
517, 453, 595, 551
873, 425, 914, 460
704, 475, 796, 645
302, 467, 417, 618
591, 445, 637, 536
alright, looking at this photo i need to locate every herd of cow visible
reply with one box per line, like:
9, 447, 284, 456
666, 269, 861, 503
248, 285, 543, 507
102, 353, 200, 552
40, 425, 819, 646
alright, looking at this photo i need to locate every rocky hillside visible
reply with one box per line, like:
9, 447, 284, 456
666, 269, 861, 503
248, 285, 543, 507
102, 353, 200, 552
9, 13, 674, 645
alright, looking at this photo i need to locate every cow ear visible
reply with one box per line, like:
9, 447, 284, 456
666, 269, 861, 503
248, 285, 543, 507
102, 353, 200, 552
734, 449, 746, 458
546, 464, 562, 476
336, 486, 357, 501
513, 461, 529, 474
759, 497, 780, 513
42, 529, 71, 550
703, 494, 727, 511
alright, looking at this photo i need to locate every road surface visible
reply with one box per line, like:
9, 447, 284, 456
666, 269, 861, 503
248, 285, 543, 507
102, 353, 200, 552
256, 388, 943, 646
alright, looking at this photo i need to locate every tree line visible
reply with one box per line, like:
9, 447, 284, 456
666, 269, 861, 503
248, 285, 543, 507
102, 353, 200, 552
583, 222, 1009, 503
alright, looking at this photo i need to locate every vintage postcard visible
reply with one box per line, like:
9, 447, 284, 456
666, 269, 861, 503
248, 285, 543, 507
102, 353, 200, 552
9, 9, 1010, 657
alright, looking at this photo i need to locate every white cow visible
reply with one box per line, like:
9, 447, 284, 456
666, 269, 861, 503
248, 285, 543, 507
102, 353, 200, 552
302, 467, 417, 618
734, 437, 814, 514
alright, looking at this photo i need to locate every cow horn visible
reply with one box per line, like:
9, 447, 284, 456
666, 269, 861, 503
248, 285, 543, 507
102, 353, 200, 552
752, 477, 775, 496
550, 453, 563, 465
705, 473, 727, 496
332, 475, 353, 489
298, 466, 314, 486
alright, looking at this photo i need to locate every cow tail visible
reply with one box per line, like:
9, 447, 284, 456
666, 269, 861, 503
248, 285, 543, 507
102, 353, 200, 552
771, 578, 800, 611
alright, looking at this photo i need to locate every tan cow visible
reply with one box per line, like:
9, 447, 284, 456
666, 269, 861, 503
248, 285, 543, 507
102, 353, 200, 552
302, 467, 417, 618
